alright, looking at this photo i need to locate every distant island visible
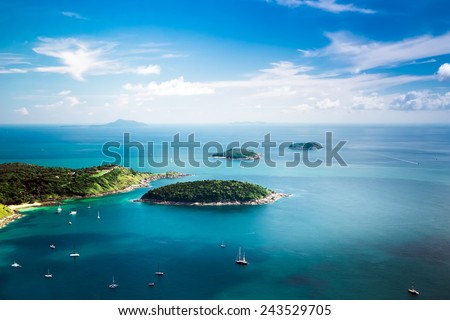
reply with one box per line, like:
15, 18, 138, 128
140, 180, 288, 206
93, 119, 149, 128
211, 148, 260, 160
288, 142, 323, 150
0, 163, 186, 228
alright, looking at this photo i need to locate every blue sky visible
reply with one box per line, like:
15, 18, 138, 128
1, 0, 450, 124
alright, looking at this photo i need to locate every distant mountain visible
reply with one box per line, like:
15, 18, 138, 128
95, 119, 149, 128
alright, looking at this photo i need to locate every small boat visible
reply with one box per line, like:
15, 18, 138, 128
87, 203, 91, 209
109, 276, 118, 289
50, 244, 56, 249
148, 282, 155, 287
155, 263, 164, 276
68, 221, 72, 225
69, 210, 77, 215
97, 211, 100, 219
69, 245, 80, 258
220, 241, 226, 248
408, 283, 420, 296
11, 261, 22, 268
235, 247, 248, 265
56, 205, 62, 214
44, 268, 53, 278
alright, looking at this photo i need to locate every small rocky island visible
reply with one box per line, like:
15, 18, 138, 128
288, 142, 323, 150
140, 180, 288, 206
211, 148, 260, 160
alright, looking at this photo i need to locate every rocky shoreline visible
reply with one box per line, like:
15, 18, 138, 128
138, 192, 289, 206
0, 212, 23, 229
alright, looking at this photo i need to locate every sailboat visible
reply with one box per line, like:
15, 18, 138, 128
11, 261, 22, 268
69, 245, 80, 257
155, 263, 164, 276
69, 210, 77, 215
235, 247, 248, 265
56, 205, 62, 214
87, 203, 91, 209
109, 276, 118, 289
220, 241, 226, 248
50, 244, 56, 249
97, 211, 100, 220
44, 268, 53, 278
408, 283, 420, 295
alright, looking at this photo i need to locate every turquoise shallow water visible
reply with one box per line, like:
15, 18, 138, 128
0, 124, 449, 299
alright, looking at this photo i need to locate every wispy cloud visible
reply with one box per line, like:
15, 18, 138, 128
259, 61, 313, 77
270, 0, 375, 14
134, 64, 161, 75
123, 77, 214, 96
14, 107, 29, 116
30, 37, 164, 80
32, 37, 116, 81
0, 68, 28, 74
0, 53, 30, 73
61, 11, 87, 20
298, 32, 450, 73
33, 91, 83, 110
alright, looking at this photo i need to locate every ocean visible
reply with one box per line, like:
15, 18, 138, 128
0, 124, 449, 299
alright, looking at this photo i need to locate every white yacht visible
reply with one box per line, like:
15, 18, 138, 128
69, 245, 80, 257
11, 261, 22, 268
235, 247, 248, 265
109, 276, 118, 289
44, 269, 53, 278
155, 263, 164, 276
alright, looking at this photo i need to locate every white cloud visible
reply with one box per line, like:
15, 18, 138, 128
316, 98, 340, 109
58, 90, 72, 95
390, 91, 450, 111
61, 11, 87, 20
300, 32, 450, 73
161, 53, 186, 59
437, 63, 450, 81
123, 77, 214, 96
0, 68, 28, 74
259, 61, 313, 77
271, 0, 375, 14
352, 93, 384, 110
255, 86, 297, 98
304, 0, 375, 14
33, 37, 116, 81
34, 95, 82, 110
135, 64, 161, 75
14, 107, 29, 116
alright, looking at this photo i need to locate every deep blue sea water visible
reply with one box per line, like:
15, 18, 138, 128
0, 124, 449, 299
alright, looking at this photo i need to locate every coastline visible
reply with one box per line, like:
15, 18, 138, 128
1, 171, 189, 229
139, 191, 290, 206
0, 212, 23, 229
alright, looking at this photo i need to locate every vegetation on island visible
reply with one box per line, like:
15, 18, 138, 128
141, 180, 273, 204
212, 148, 260, 160
0, 163, 170, 205
288, 142, 323, 150
0, 203, 14, 219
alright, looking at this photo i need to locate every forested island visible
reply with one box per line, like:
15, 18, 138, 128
140, 180, 288, 206
0, 162, 186, 227
211, 148, 260, 160
288, 142, 323, 150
